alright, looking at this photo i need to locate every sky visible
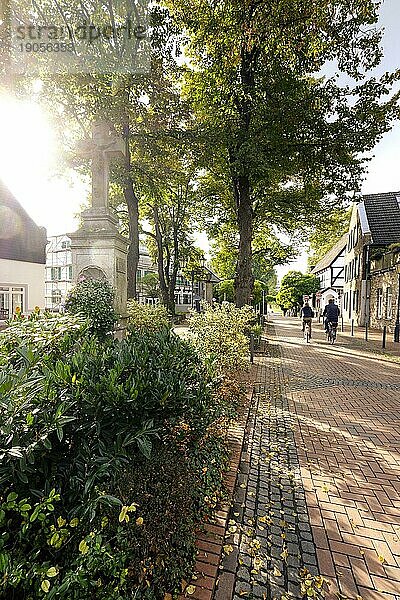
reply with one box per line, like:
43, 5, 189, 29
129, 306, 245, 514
0, 0, 399, 271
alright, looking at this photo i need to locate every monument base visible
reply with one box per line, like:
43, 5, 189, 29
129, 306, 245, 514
69, 208, 128, 320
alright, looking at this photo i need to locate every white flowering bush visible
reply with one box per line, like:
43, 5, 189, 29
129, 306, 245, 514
188, 302, 255, 375
127, 300, 171, 333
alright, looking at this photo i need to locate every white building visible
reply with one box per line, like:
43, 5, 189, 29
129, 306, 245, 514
0, 180, 47, 322
311, 233, 347, 314
45, 235, 73, 310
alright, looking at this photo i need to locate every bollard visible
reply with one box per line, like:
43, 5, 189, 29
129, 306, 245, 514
351, 319, 354, 337
250, 332, 254, 364
341, 316, 344, 332
382, 325, 387, 349
395, 322, 400, 343
365, 323, 368, 341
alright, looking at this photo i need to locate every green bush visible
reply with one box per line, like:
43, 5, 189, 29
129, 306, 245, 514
189, 302, 255, 375
65, 278, 117, 340
127, 300, 170, 334
0, 313, 229, 599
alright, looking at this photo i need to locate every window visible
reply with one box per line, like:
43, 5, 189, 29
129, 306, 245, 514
50, 267, 62, 281
0, 286, 25, 319
376, 288, 383, 319
386, 287, 393, 319
68, 266, 73, 280
52, 290, 62, 306
61, 240, 71, 249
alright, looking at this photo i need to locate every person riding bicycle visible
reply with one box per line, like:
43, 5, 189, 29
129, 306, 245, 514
323, 299, 340, 332
300, 301, 314, 338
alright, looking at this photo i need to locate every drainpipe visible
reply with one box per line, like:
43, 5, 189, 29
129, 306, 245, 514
394, 273, 400, 342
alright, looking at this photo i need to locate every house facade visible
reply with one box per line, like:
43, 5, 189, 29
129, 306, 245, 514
311, 233, 347, 314
45, 235, 73, 310
0, 181, 47, 321
341, 192, 400, 328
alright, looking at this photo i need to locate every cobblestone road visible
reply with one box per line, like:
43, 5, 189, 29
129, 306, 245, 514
215, 317, 400, 600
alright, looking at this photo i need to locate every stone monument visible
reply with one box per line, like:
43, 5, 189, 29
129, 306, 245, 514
69, 120, 128, 321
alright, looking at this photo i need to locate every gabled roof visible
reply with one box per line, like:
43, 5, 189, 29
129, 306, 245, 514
311, 233, 348, 274
362, 191, 400, 245
0, 179, 47, 264
205, 266, 221, 283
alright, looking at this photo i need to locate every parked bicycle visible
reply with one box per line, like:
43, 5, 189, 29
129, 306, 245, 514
326, 321, 338, 344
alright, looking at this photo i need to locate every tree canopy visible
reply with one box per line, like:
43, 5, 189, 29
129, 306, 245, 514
166, 0, 400, 306
276, 271, 320, 310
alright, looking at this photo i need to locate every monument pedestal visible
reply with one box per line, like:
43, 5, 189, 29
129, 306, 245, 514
69, 207, 128, 319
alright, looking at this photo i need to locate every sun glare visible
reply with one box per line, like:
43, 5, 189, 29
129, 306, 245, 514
0, 94, 88, 235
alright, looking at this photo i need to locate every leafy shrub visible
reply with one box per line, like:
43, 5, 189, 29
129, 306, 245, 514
0, 311, 88, 368
189, 302, 255, 375
0, 314, 229, 599
127, 300, 170, 334
65, 278, 117, 340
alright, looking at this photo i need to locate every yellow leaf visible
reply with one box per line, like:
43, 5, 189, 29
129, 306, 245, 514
57, 516, 66, 527
41, 580, 51, 593
186, 584, 196, 595
79, 540, 89, 554
378, 554, 386, 564
46, 567, 58, 578
321, 483, 330, 493
273, 567, 282, 577
136, 517, 144, 526
70, 518, 79, 528
223, 544, 234, 555
280, 548, 288, 561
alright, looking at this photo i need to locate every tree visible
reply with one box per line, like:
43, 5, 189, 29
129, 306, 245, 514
308, 207, 351, 268
1, 2, 184, 302
166, 0, 400, 306
215, 278, 268, 304
276, 271, 320, 310
138, 272, 160, 300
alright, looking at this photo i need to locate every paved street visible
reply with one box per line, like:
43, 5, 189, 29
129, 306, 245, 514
215, 317, 400, 600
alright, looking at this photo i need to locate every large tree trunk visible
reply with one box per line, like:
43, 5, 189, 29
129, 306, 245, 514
123, 122, 139, 300
234, 174, 254, 307
232, 42, 257, 307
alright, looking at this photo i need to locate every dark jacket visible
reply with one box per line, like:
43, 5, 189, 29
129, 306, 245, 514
323, 304, 340, 322
301, 306, 314, 318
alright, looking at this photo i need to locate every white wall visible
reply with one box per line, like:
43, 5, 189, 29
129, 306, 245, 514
0, 258, 45, 311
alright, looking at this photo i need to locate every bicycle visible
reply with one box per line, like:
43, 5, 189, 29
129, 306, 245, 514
303, 319, 311, 343
326, 321, 338, 344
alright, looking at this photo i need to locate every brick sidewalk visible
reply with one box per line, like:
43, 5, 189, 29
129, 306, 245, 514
276, 316, 400, 599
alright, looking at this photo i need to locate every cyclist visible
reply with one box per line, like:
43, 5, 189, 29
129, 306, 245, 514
323, 299, 340, 333
300, 301, 314, 338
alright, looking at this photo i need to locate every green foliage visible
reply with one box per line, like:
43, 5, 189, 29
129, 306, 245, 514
189, 302, 256, 375
308, 207, 351, 268
0, 312, 88, 368
167, 0, 400, 304
138, 272, 160, 299
276, 271, 320, 310
127, 300, 170, 334
65, 278, 118, 340
214, 279, 267, 304
0, 312, 230, 598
